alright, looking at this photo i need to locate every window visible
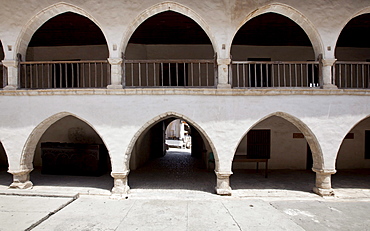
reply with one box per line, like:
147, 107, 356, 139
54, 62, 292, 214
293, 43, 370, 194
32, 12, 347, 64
247, 129, 271, 159
365, 130, 370, 159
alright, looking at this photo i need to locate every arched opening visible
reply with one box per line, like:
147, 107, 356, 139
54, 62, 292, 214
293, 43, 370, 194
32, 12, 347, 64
30, 115, 112, 192
334, 13, 370, 88
128, 116, 215, 193
231, 115, 316, 194
231, 13, 318, 88
0, 41, 4, 88
333, 117, 370, 192
0, 142, 11, 187
124, 11, 216, 87
21, 12, 109, 89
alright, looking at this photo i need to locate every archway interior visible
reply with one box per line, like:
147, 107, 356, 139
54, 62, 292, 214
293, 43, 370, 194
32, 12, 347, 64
33, 115, 111, 176
231, 13, 314, 61
0, 142, 8, 171
335, 13, 370, 61
0, 41, 4, 88
125, 11, 215, 87
231, 116, 314, 191
333, 117, 370, 189
27, 12, 108, 61
129, 116, 215, 191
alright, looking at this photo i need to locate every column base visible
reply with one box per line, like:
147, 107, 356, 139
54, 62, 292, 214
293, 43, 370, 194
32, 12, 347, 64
3, 85, 17, 90
215, 171, 232, 196
217, 83, 231, 89
8, 169, 33, 189
110, 171, 130, 199
321, 84, 338, 89
313, 187, 335, 197
107, 84, 123, 89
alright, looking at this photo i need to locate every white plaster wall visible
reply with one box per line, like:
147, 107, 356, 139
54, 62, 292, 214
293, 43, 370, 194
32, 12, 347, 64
234, 116, 307, 169
336, 118, 370, 169
0, 92, 369, 174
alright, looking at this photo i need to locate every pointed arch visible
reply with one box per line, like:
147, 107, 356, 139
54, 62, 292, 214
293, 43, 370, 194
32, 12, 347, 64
20, 112, 110, 171
120, 1, 217, 55
235, 111, 323, 171
232, 3, 324, 58
15, 2, 109, 60
125, 111, 218, 169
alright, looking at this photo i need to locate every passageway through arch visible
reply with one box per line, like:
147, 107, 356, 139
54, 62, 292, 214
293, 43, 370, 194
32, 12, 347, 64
231, 115, 316, 194
0, 142, 11, 187
128, 116, 215, 192
333, 116, 370, 192
29, 115, 112, 191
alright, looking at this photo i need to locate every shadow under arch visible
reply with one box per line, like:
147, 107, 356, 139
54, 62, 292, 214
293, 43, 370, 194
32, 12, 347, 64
120, 1, 217, 55
231, 3, 324, 59
125, 111, 218, 171
234, 111, 324, 171
15, 2, 109, 60
20, 112, 111, 172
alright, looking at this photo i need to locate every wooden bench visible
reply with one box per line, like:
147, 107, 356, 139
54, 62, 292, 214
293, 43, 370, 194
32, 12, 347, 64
233, 155, 269, 178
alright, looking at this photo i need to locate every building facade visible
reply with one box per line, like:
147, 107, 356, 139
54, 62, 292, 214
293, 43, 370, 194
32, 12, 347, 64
0, 0, 369, 197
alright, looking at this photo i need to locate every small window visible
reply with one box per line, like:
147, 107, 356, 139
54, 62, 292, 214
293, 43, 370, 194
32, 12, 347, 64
365, 130, 370, 159
247, 129, 271, 159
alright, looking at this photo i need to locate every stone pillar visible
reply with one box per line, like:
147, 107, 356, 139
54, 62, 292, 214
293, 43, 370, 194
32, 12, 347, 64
215, 171, 232, 195
217, 58, 231, 89
321, 58, 338, 89
2, 60, 18, 90
312, 169, 336, 196
8, 169, 33, 189
110, 171, 130, 199
107, 58, 123, 89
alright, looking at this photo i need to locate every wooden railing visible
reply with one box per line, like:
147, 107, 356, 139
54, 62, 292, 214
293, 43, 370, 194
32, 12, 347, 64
123, 59, 217, 87
19, 60, 110, 89
333, 61, 370, 89
230, 61, 320, 88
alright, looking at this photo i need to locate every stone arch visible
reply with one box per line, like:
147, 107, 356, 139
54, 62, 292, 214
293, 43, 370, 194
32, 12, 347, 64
15, 2, 109, 60
231, 3, 324, 59
334, 7, 370, 54
20, 112, 110, 172
125, 111, 218, 170
120, 1, 217, 55
234, 111, 323, 171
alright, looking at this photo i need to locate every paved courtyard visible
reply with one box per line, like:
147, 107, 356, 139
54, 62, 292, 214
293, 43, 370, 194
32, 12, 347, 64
0, 149, 369, 230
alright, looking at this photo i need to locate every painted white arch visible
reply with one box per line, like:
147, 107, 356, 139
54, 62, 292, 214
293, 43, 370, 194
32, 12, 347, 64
15, 2, 109, 60
120, 1, 217, 56
233, 111, 324, 171
20, 112, 111, 172
124, 111, 218, 170
230, 3, 324, 59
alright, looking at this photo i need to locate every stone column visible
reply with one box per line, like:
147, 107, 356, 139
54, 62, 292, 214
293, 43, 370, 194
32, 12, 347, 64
321, 58, 338, 89
107, 58, 123, 89
215, 171, 232, 195
110, 171, 130, 199
8, 169, 33, 189
217, 58, 231, 89
312, 169, 336, 196
2, 60, 18, 90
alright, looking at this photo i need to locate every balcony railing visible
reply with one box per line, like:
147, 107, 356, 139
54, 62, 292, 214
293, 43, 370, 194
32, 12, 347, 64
123, 59, 217, 88
333, 61, 370, 89
230, 61, 320, 88
19, 60, 110, 89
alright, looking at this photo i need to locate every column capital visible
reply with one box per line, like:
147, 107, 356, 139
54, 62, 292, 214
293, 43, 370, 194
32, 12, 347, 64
111, 170, 130, 179
108, 58, 123, 65
8, 169, 33, 189
111, 171, 130, 199
321, 58, 337, 67
2, 59, 18, 68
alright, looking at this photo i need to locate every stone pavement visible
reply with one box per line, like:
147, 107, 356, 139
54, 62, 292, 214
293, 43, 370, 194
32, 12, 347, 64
0, 149, 369, 230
